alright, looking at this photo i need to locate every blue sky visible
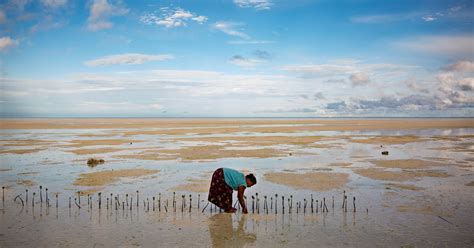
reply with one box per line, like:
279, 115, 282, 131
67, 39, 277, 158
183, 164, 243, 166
0, 0, 473, 117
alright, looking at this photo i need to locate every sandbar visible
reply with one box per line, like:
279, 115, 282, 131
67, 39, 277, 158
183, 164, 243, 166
264, 172, 349, 191
349, 135, 425, 144
174, 136, 336, 147
17, 180, 36, 187
0, 148, 44, 154
369, 159, 442, 169
328, 162, 352, 167
68, 147, 125, 155
354, 168, 449, 182
386, 183, 424, 191
73, 168, 159, 187
64, 139, 139, 148
170, 179, 210, 193
115, 145, 288, 162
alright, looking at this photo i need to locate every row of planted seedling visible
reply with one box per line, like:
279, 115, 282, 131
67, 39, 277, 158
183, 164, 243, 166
3, 186, 360, 215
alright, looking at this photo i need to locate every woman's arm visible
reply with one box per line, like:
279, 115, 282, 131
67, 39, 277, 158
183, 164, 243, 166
237, 185, 248, 214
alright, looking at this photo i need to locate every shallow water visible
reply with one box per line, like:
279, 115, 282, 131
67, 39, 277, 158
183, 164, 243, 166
1, 119, 473, 247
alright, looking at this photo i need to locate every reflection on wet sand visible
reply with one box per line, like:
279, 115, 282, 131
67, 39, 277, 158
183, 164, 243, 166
208, 214, 256, 247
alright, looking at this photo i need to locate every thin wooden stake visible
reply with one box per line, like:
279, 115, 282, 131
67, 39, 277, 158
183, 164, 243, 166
98, 192, 102, 209
353, 196, 356, 212
45, 188, 49, 207
282, 195, 285, 214
136, 190, 139, 207
40, 186, 43, 204
158, 193, 161, 212
342, 190, 346, 209
275, 194, 278, 214
344, 195, 348, 212
251, 196, 255, 214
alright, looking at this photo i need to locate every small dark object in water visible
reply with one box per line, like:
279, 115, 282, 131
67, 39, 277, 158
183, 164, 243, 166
289, 153, 292, 156
2, 186, 4, 203
87, 158, 105, 167
382, 151, 389, 155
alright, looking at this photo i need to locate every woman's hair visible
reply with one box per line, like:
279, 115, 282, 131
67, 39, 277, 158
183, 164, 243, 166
246, 173, 257, 184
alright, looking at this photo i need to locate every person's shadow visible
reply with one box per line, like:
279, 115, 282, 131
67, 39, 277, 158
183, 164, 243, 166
208, 213, 256, 247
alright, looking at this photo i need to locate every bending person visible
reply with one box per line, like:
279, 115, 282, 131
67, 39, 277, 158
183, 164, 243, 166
208, 168, 256, 213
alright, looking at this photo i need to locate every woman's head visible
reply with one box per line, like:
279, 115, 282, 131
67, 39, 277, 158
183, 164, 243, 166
245, 174, 257, 187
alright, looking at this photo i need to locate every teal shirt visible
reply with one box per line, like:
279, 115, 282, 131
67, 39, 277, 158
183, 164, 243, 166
223, 168, 247, 190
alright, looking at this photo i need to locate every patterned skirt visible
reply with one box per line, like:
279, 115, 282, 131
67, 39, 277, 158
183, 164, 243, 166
208, 168, 233, 210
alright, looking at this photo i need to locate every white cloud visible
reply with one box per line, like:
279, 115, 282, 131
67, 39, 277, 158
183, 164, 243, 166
228, 40, 275, 44
283, 64, 354, 77
87, 0, 129, 31
350, 72, 370, 87
140, 7, 207, 28
228, 55, 261, 67
0, 36, 19, 51
213, 22, 250, 39
234, 0, 272, 10
396, 35, 474, 57
40, 0, 67, 8
422, 15, 436, 22
77, 101, 164, 112
351, 13, 418, 23
445, 60, 474, 72
352, 6, 467, 24
84, 53, 174, 66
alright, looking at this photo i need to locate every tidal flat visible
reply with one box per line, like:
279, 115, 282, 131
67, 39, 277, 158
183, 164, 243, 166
0, 118, 473, 247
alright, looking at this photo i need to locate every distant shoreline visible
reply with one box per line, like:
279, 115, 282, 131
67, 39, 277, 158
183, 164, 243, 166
1, 118, 472, 130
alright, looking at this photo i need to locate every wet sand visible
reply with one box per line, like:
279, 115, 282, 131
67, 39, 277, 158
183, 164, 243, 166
0, 148, 45, 154
354, 168, 450, 181
74, 168, 160, 187
171, 179, 210, 193
115, 145, 289, 162
369, 159, 443, 169
264, 172, 349, 191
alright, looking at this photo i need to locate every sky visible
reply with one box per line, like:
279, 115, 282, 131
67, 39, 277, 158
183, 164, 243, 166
0, 0, 473, 117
